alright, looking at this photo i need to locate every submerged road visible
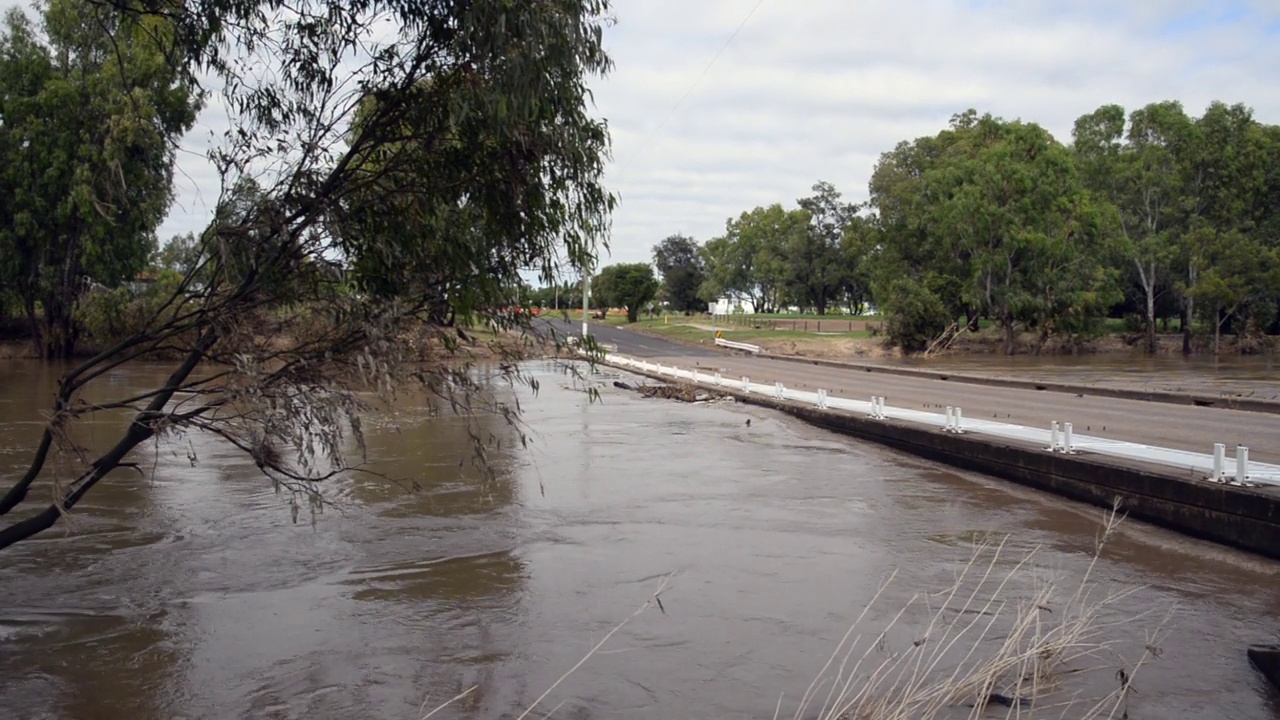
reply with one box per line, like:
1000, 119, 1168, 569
543, 319, 1280, 466
540, 317, 721, 358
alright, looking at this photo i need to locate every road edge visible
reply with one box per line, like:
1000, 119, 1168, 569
618, 324, 1280, 416
603, 359, 1280, 561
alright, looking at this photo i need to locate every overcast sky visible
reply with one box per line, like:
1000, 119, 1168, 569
30, 0, 1280, 273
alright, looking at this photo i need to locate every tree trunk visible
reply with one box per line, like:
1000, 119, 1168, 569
965, 309, 980, 333
1135, 260, 1157, 354
1213, 303, 1222, 356
1182, 303, 1193, 354
1144, 287, 1156, 354
1002, 314, 1016, 355
39, 294, 77, 360
23, 296, 42, 358
1182, 266, 1196, 355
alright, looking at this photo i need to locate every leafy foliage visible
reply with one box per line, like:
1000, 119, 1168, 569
593, 263, 658, 323
700, 204, 801, 313
652, 234, 707, 313
791, 181, 857, 315
0, 0, 201, 358
903, 114, 1116, 354
77, 270, 189, 350
661, 101, 1280, 355
877, 276, 952, 352
1, 0, 617, 549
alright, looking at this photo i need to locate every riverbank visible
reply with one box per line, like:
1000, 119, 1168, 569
605, 363, 1280, 561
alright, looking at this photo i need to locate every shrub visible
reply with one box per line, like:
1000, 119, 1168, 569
77, 270, 186, 350
879, 278, 952, 353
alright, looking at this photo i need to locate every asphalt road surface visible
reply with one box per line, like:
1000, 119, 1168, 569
538, 317, 721, 358
550, 320, 1280, 466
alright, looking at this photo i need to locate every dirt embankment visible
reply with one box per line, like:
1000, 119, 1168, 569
751, 336, 900, 360
943, 330, 1279, 357
639, 324, 1278, 362
0, 341, 34, 360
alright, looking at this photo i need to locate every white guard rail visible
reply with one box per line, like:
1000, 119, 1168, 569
602, 353, 1280, 488
714, 337, 761, 354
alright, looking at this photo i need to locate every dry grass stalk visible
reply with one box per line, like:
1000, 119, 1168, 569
783, 501, 1169, 720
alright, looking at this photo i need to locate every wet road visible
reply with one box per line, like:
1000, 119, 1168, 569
552, 320, 1280, 465
540, 317, 720, 358
1, 358, 1279, 719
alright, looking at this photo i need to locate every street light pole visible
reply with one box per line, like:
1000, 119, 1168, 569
581, 266, 590, 341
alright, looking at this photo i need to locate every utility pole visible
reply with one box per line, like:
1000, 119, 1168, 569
581, 265, 590, 341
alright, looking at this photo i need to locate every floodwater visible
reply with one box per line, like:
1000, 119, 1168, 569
889, 353, 1280, 400
1, 359, 1278, 719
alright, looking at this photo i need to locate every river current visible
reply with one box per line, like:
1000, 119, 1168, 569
1, 359, 1277, 719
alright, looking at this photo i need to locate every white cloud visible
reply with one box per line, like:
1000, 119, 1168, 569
580, 0, 1280, 266
7, 0, 1276, 273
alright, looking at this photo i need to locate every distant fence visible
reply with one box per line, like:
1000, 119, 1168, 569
705, 314, 882, 333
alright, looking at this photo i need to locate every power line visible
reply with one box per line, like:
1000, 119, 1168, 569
614, 0, 768, 175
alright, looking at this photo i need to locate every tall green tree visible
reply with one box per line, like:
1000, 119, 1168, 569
1177, 101, 1273, 353
593, 263, 658, 323
790, 181, 855, 315
155, 233, 203, 274
929, 115, 1116, 353
867, 131, 975, 334
1191, 230, 1280, 353
652, 234, 707, 313
870, 111, 1117, 353
700, 204, 801, 313
0, 0, 200, 358
1177, 103, 1280, 351
1072, 101, 1191, 353
838, 215, 876, 315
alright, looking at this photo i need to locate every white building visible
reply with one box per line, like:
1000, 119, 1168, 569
708, 295, 756, 316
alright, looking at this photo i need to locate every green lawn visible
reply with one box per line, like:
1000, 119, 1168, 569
631, 320, 871, 344
572, 310, 1158, 340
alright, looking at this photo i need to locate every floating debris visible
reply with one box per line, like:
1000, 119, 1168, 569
630, 383, 733, 404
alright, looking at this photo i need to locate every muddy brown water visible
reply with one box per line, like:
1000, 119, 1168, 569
1, 359, 1279, 719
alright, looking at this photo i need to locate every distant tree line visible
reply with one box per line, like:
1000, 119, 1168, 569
538, 101, 1280, 353
871, 104, 1280, 354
